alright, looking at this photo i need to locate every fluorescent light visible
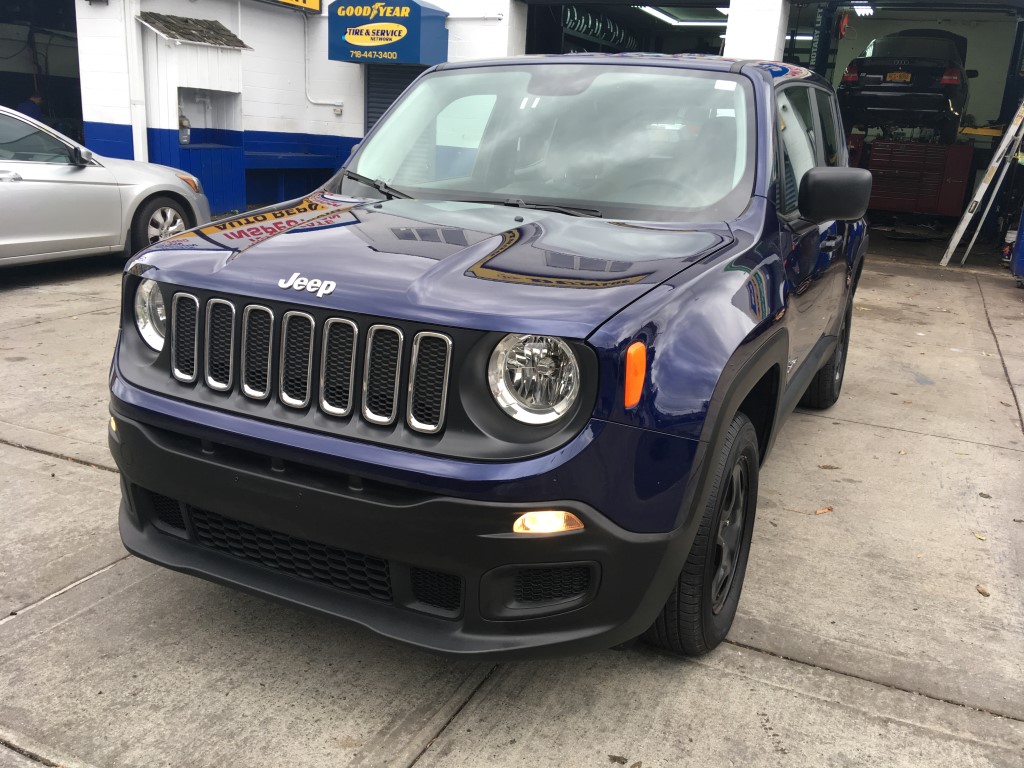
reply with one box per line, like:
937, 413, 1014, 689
853, 3, 874, 16
716, 6, 730, 14
635, 6, 728, 26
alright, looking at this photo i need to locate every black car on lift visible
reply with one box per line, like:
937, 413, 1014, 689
838, 29, 978, 143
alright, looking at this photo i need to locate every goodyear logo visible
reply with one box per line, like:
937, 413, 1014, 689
345, 22, 407, 46
336, 3, 411, 19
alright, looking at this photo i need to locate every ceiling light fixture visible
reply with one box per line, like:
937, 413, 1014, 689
852, 3, 874, 16
635, 6, 728, 26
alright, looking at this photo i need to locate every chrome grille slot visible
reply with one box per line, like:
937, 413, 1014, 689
279, 311, 314, 408
407, 332, 451, 434
320, 319, 358, 416
241, 306, 273, 400
171, 293, 199, 383
205, 299, 235, 391
362, 325, 403, 425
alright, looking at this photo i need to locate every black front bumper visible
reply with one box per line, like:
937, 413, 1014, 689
109, 406, 689, 659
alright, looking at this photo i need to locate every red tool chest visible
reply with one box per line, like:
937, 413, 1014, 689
864, 140, 974, 217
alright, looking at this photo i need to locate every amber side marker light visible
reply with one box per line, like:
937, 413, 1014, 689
109, 416, 117, 432
624, 341, 647, 408
513, 510, 585, 534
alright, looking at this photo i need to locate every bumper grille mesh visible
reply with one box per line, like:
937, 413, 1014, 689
514, 566, 591, 603
410, 567, 463, 612
190, 506, 392, 602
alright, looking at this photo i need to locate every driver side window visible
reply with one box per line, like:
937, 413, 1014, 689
775, 87, 817, 215
0, 113, 73, 164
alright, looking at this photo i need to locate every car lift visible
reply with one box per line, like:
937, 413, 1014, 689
940, 99, 1024, 267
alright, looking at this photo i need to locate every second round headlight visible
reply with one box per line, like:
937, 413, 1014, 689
134, 278, 166, 352
487, 334, 581, 424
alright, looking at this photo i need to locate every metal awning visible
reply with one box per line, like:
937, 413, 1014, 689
137, 12, 252, 50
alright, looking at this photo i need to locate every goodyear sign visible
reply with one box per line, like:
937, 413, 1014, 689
328, 0, 448, 65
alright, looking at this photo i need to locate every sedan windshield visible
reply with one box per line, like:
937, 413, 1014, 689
327, 64, 755, 222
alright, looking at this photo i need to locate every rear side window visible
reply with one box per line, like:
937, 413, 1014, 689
814, 90, 842, 167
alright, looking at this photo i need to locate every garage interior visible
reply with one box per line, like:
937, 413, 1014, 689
524, 0, 1024, 274
0, 0, 83, 142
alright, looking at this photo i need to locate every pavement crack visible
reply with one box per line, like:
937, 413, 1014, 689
975, 274, 1024, 437
406, 664, 499, 767
793, 410, 1024, 452
1, 558, 129, 627
0, 737, 61, 767
0, 437, 118, 473
723, 638, 1024, 725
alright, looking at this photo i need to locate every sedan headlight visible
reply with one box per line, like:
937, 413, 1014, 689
134, 278, 166, 351
488, 334, 580, 424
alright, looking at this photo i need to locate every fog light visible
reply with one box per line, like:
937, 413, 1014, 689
513, 510, 584, 534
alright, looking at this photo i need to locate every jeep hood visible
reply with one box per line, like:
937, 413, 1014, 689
135, 192, 732, 338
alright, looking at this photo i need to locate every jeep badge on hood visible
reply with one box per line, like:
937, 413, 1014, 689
278, 272, 336, 298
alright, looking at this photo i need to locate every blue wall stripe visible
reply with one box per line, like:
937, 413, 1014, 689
143, 127, 360, 214
83, 121, 134, 160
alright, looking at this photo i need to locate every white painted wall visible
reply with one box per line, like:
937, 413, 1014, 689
76, 0, 134, 128
832, 10, 1017, 125
724, 0, 791, 62
78, 0, 530, 149
431, 0, 527, 61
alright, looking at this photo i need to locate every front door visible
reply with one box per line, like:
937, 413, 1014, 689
0, 112, 122, 261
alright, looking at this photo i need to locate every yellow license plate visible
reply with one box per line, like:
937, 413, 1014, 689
886, 71, 912, 83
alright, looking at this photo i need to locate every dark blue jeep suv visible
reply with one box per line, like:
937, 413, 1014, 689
109, 55, 871, 659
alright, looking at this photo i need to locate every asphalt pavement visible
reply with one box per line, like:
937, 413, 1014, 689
1, 248, 1022, 767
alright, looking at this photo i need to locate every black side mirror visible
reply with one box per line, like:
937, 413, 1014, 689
72, 146, 94, 166
966, 69, 979, 79
798, 166, 872, 224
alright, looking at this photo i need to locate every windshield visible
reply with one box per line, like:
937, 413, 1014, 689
326, 64, 755, 222
860, 36, 957, 61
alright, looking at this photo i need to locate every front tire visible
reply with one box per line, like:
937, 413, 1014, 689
644, 412, 759, 656
130, 196, 190, 256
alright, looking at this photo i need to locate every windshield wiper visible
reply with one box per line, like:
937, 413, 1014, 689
340, 169, 410, 200
456, 198, 602, 218
501, 198, 603, 218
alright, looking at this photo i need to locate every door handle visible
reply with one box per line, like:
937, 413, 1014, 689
821, 234, 843, 253
0, 171, 22, 182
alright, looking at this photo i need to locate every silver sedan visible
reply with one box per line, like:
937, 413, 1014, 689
0, 105, 211, 267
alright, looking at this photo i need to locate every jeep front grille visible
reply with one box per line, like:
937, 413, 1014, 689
169, 294, 452, 434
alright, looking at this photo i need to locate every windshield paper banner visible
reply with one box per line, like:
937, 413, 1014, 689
327, 0, 448, 65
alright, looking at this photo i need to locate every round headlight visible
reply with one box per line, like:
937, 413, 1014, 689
134, 278, 166, 351
488, 334, 581, 424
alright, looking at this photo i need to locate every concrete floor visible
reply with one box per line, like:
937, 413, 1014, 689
1, 245, 1022, 768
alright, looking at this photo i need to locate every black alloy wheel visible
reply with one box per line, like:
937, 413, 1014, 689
644, 411, 759, 656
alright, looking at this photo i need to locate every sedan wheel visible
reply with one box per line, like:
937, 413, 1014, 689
147, 206, 187, 244
129, 196, 191, 257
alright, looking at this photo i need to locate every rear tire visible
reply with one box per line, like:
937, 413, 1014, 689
800, 299, 852, 410
643, 412, 759, 656
130, 196, 190, 256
